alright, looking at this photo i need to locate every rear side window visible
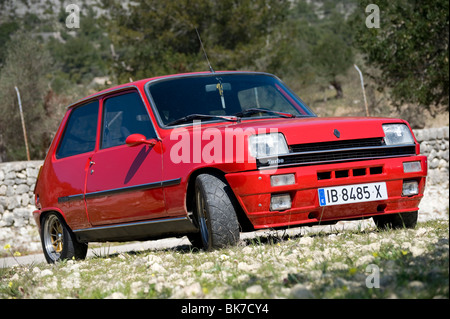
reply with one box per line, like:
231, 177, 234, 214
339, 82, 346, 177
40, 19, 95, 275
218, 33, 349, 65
101, 91, 155, 149
56, 101, 99, 159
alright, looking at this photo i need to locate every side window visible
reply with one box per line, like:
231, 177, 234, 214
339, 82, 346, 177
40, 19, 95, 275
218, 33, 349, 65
56, 101, 99, 159
101, 91, 155, 149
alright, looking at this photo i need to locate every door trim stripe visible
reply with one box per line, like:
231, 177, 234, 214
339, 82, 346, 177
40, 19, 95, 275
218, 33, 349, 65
57, 178, 181, 203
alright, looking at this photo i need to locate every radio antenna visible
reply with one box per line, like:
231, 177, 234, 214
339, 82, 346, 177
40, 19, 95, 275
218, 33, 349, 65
195, 28, 215, 73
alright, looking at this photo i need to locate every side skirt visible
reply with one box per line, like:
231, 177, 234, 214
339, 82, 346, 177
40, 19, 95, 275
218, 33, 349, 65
73, 217, 198, 243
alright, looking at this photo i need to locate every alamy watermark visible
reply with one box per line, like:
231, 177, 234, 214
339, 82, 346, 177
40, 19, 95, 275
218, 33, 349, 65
66, 4, 80, 29
169, 121, 279, 166
365, 4, 380, 29
365, 264, 380, 288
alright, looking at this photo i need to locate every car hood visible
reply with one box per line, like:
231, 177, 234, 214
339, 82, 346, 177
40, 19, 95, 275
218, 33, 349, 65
159, 116, 410, 145
206, 116, 408, 145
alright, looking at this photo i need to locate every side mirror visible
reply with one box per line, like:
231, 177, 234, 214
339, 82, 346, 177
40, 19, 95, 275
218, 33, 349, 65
126, 134, 156, 147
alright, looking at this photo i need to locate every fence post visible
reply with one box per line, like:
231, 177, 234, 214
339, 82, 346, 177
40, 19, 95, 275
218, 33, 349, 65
354, 64, 370, 117
14, 86, 30, 161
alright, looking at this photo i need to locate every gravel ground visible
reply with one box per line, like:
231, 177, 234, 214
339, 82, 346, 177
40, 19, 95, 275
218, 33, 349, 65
0, 180, 448, 299
0, 179, 448, 263
1, 218, 448, 299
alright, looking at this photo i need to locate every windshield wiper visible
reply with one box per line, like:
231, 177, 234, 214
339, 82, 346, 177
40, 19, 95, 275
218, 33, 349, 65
166, 114, 239, 126
233, 108, 296, 119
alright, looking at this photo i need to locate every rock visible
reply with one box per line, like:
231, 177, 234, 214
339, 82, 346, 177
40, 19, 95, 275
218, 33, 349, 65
1, 211, 14, 226
6, 186, 14, 197
16, 172, 26, 179
0, 185, 6, 196
429, 158, 439, 169
438, 159, 448, 169
410, 246, 425, 257
16, 184, 29, 194
413, 130, 422, 142
429, 128, 438, 140
13, 208, 32, 219
443, 150, 449, 161
150, 262, 166, 273
443, 127, 449, 139
6, 196, 19, 210
5, 172, 15, 180
237, 262, 260, 272
26, 167, 38, 178
290, 284, 314, 299
105, 292, 127, 299
408, 281, 425, 291
20, 193, 29, 206
420, 129, 429, 141
39, 269, 54, 277
183, 282, 203, 297
246, 285, 264, 295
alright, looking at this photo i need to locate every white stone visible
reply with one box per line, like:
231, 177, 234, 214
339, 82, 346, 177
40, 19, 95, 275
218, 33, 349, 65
246, 285, 264, 295
105, 292, 127, 299
0, 185, 6, 196
16, 184, 29, 194
290, 284, 314, 299
1, 211, 14, 226
183, 282, 203, 297
150, 262, 166, 273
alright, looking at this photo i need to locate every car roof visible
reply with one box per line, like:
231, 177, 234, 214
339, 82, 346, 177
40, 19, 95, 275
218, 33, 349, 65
67, 70, 269, 109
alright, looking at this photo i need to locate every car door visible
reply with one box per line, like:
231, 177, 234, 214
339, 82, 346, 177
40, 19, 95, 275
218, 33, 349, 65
52, 100, 99, 229
85, 90, 166, 226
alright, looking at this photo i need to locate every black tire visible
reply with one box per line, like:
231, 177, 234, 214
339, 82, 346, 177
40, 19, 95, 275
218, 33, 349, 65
41, 213, 88, 263
373, 211, 418, 230
188, 173, 240, 250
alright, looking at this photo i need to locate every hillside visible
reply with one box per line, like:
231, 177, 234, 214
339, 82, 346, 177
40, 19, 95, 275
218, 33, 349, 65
0, 0, 448, 162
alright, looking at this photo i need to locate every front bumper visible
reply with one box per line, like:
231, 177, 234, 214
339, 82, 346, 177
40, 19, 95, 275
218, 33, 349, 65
225, 156, 427, 229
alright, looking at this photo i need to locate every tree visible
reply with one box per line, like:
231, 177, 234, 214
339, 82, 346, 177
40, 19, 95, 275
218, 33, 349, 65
0, 31, 56, 160
352, 0, 449, 110
271, 1, 355, 98
311, 31, 354, 98
47, 6, 111, 88
100, 0, 290, 83
0, 21, 20, 66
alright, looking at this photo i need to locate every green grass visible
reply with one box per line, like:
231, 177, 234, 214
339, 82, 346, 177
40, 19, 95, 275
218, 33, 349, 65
1, 219, 448, 299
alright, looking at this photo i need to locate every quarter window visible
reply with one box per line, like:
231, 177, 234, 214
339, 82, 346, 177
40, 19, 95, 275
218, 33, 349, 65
101, 91, 155, 149
56, 100, 99, 159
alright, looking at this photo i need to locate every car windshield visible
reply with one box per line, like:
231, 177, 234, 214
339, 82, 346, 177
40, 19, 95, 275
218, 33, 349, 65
147, 73, 316, 126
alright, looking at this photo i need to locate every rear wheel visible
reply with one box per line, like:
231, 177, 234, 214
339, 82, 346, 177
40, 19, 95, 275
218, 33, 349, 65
41, 213, 88, 263
373, 211, 418, 230
188, 173, 240, 250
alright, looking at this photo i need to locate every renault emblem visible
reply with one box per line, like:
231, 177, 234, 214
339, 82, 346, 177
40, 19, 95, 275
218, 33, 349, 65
334, 129, 340, 138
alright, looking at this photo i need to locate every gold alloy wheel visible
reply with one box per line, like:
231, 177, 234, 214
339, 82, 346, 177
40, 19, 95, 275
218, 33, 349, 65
43, 214, 64, 261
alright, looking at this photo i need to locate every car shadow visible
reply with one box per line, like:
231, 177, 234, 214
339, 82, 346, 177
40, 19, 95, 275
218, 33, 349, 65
124, 145, 152, 184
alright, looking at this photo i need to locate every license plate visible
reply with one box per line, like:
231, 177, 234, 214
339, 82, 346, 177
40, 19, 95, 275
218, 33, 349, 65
318, 182, 388, 206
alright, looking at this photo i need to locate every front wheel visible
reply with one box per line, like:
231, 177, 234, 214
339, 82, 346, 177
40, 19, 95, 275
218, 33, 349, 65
373, 211, 418, 230
41, 213, 88, 263
188, 173, 240, 250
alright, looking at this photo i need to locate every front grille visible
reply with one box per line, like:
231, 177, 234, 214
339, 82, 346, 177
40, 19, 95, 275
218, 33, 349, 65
290, 137, 383, 153
256, 138, 416, 168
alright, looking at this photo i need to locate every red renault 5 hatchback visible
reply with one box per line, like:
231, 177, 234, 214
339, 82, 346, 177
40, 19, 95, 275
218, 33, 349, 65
33, 71, 427, 263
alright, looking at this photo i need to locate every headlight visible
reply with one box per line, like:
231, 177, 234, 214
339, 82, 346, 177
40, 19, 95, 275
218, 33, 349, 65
248, 133, 289, 158
382, 124, 414, 145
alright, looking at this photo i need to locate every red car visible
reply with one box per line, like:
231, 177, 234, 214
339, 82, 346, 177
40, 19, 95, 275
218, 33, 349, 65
33, 71, 427, 263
